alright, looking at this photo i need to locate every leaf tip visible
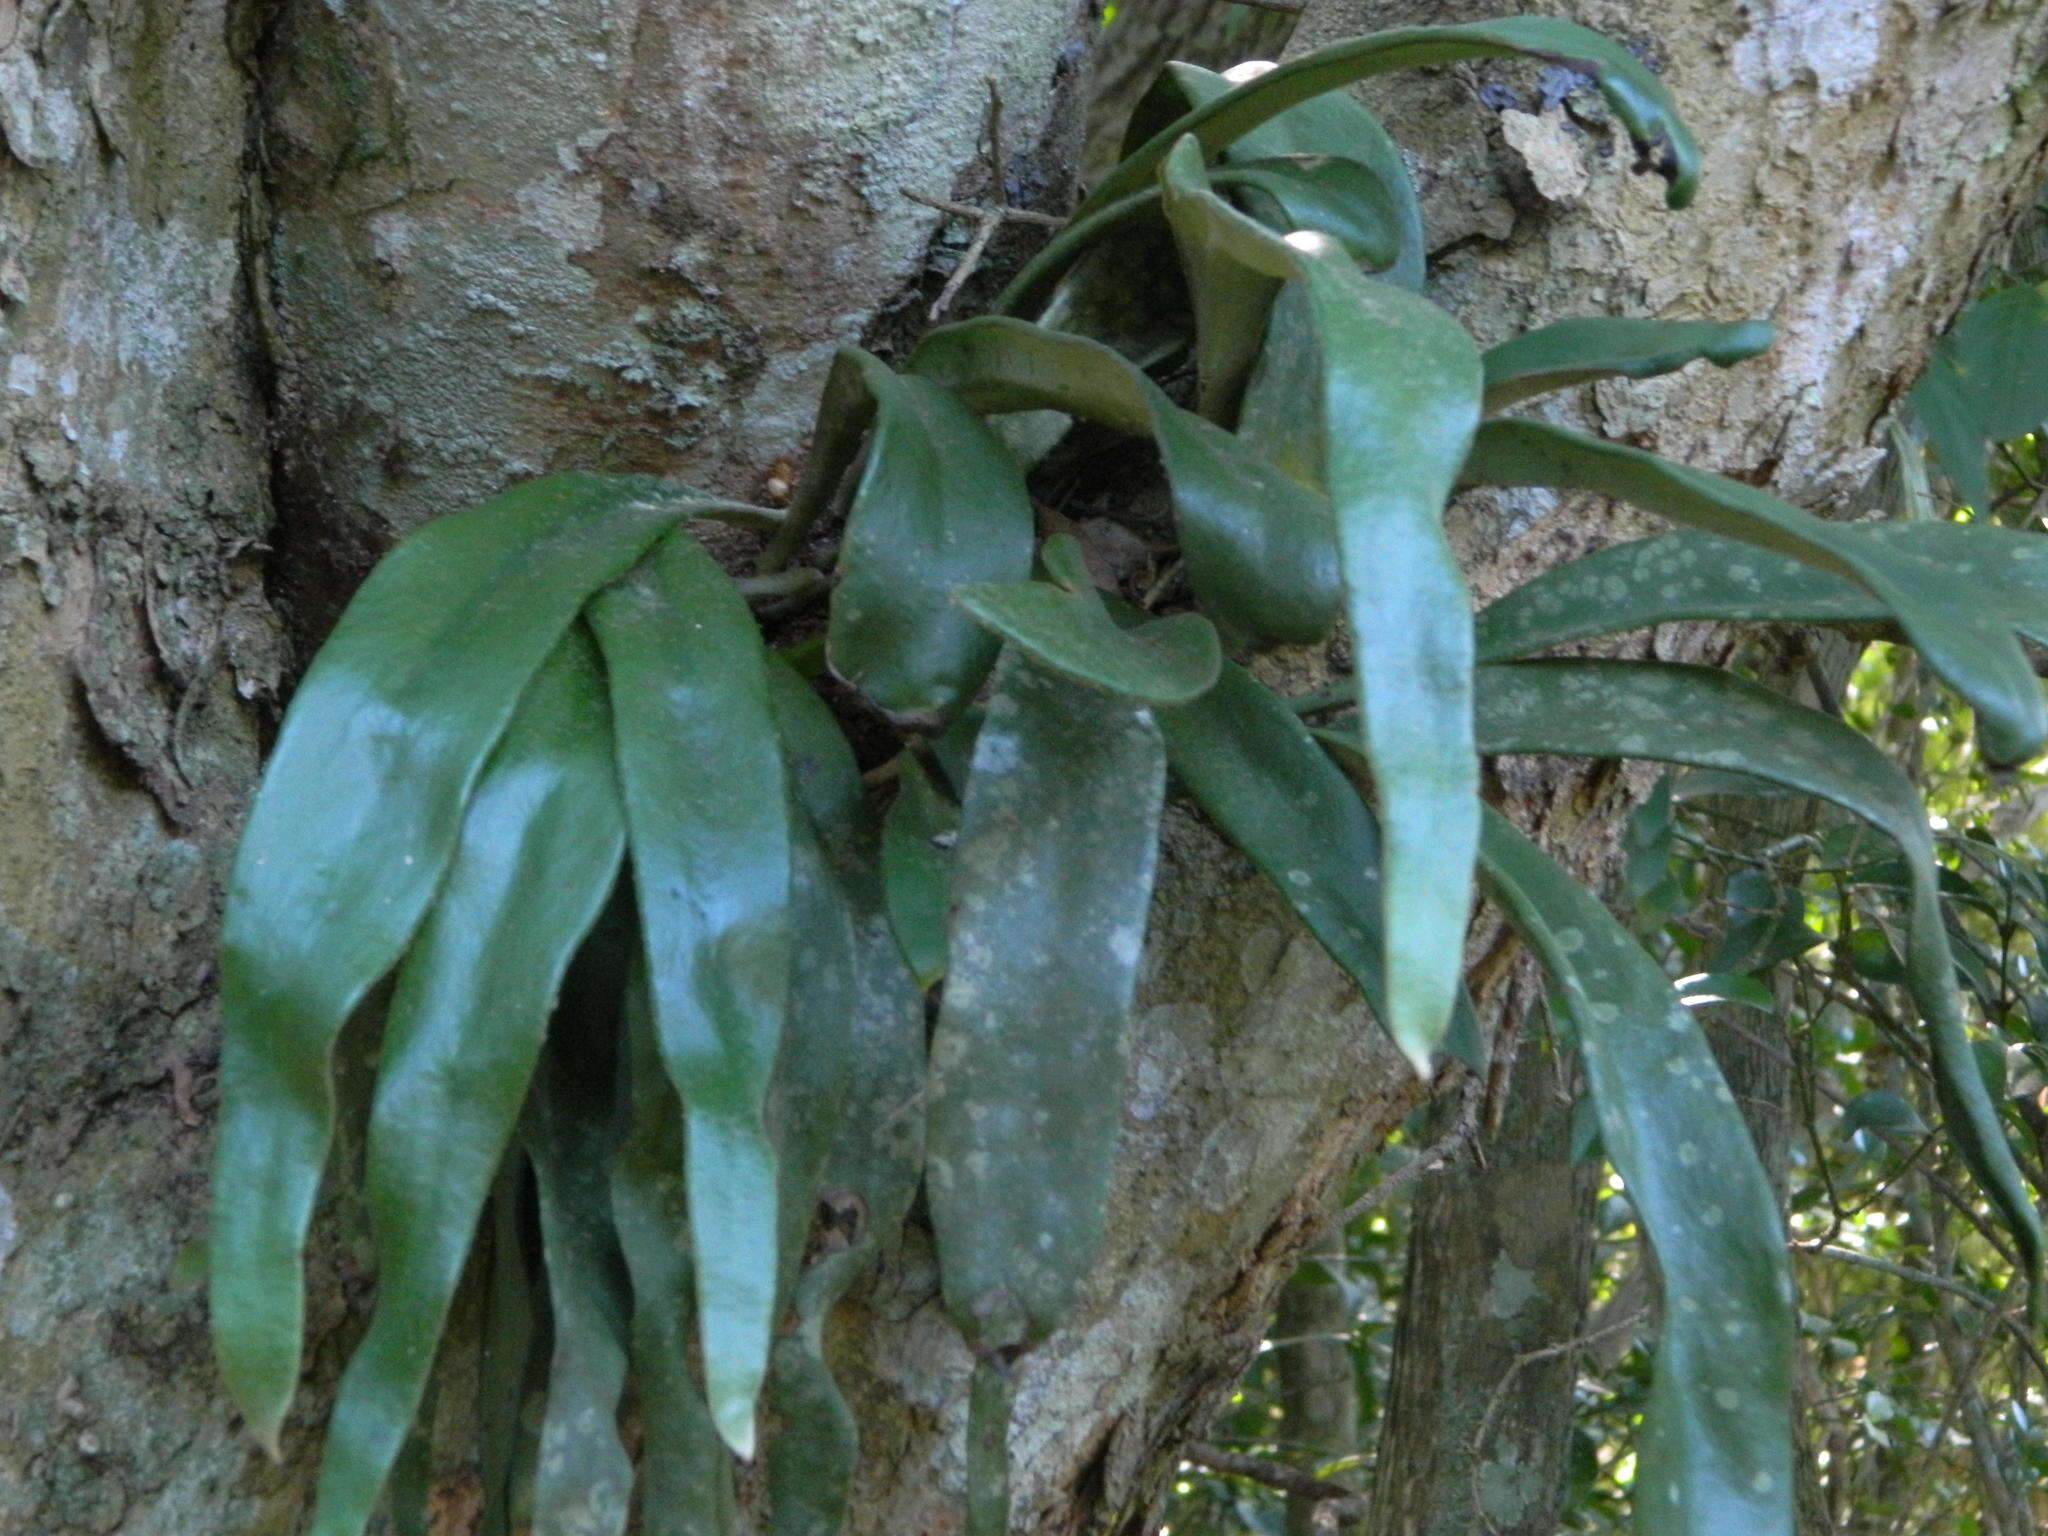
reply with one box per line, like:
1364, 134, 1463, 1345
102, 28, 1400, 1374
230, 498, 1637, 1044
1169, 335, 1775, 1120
715, 1397, 759, 1462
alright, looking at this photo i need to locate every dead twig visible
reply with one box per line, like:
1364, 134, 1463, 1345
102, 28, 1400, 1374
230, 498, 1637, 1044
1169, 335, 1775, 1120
1183, 1441, 1368, 1525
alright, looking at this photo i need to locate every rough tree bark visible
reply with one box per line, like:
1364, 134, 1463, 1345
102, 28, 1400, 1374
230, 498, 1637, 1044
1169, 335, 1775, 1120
1, 3, 2045, 1535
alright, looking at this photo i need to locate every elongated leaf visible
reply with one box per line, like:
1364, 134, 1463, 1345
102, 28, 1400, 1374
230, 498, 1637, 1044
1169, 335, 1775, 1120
964, 1356, 1015, 1536
1158, 659, 1484, 1069
765, 658, 866, 878
927, 649, 1166, 1351
1481, 317, 1773, 411
1477, 809, 1791, 1535
1462, 418, 2048, 764
1163, 138, 1484, 1070
306, 631, 626, 1536
954, 548, 1221, 704
882, 758, 957, 990
476, 1160, 544, 1536
1472, 657, 2044, 1297
1478, 519, 2048, 663
587, 528, 790, 1459
1159, 142, 1287, 420
912, 317, 1339, 642
211, 475, 711, 1448
1085, 18, 1698, 215
524, 929, 634, 1536
812, 351, 1036, 725
610, 970, 741, 1536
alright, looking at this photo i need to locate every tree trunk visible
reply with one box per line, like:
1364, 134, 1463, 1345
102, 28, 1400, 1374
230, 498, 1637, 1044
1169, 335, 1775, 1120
4, 3, 2047, 1535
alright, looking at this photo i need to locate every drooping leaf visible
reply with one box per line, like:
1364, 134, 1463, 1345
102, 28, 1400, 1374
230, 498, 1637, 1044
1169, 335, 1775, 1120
882, 758, 958, 990
807, 350, 1036, 726
927, 649, 1166, 1352
524, 927, 635, 1536
1161, 138, 1484, 1071
210, 475, 717, 1449
1157, 659, 1484, 1070
1481, 317, 1773, 411
1084, 18, 1699, 216
307, 630, 627, 1536
1477, 809, 1792, 1535
587, 528, 791, 1460
476, 1159, 545, 1536
610, 968, 741, 1536
1909, 281, 2048, 511
764, 658, 867, 877
1475, 521, 2048, 663
1461, 419, 2048, 764
913, 316, 1340, 642
1470, 657, 2044, 1295
953, 538, 1221, 703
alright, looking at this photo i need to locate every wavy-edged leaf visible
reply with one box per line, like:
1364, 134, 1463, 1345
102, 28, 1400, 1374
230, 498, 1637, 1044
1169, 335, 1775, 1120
1472, 657, 2044, 1296
1478, 519, 2048, 663
587, 528, 790, 1459
1462, 418, 2048, 764
211, 475, 715, 1448
800, 350, 1037, 726
610, 969, 741, 1536
882, 758, 957, 991
954, 546, 1221, 704
306, 630, 626, 1536
927, 648, 1165, 1351
1161, 138, 1484, 1071
1481, 317, 1773, 411
912, 316, 1339, 642
1159, 658, 1485, 1070
1477, 808, 1791, 1535
524, 929, 635, 1536
1085, 18, 1699, 216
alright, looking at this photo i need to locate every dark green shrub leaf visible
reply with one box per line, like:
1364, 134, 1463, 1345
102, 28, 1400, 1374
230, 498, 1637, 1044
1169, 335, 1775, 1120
1085, 18, 1699, 216
1462, 419, 2048, 764
927, 649, 1166, 1351
1478, 809, 1792, 1535
524, 946, 635, 1536
307, 629, 626, 1536
954, 546, 1222, 703
912, 316, 1339, 642
211, 474, 704, 1450
587, 528, 791, 1459
882, 758, 958, 990
1677, 973, 1776, 1010
812, 350, 1035, 726
1481, 317, 1773, 411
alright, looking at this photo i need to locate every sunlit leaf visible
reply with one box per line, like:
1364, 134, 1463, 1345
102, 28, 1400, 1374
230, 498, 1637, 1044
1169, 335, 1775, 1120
211, 475, 713, 1450
308, 630, 626, 1536
588, 528, 791, 1459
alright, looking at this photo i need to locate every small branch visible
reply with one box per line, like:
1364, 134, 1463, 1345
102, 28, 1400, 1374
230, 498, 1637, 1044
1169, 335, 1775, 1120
1183, 1442, 1368, 1524
1324, 1077, 1480, 1235
1808, 1243, 2048, 1386
928, 209, 1002, 321
900, 190, 1063, 229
